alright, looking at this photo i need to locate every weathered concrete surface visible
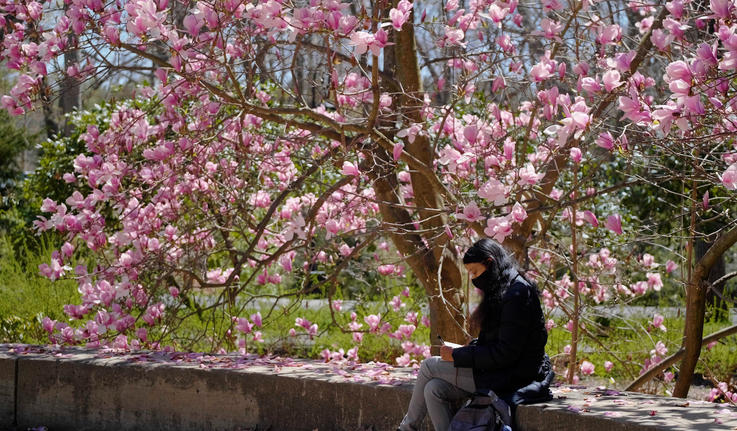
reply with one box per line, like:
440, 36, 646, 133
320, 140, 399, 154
0, 354, 15, 428
2, 344, 737, 431
3, 345, 417, 431
516, 386, 737, 430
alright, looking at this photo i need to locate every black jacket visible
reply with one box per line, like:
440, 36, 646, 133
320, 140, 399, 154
451, 275, 548, 393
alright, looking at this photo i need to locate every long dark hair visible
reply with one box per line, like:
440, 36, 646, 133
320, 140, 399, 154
463, 238, 525, 334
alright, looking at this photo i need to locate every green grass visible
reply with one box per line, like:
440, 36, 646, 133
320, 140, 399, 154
0, 237, 78, 344
546, 312, 737, 394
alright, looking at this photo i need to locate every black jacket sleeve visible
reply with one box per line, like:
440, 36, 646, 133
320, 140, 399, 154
451, 283, 533, 370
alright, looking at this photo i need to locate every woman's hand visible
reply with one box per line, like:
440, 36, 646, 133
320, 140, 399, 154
440, 345, 454, 362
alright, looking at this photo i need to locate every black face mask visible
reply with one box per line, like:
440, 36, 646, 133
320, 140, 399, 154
471, 268, 495, 293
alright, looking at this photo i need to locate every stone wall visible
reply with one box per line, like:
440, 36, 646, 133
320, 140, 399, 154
1, 345, 736, 431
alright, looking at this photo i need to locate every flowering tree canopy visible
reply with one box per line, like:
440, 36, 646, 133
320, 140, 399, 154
3, 0, 737, 397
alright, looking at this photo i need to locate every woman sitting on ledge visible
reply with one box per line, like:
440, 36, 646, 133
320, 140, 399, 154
398, 238, 553, 431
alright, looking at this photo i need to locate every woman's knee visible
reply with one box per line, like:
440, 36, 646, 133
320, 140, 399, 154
423, 378, 452, 401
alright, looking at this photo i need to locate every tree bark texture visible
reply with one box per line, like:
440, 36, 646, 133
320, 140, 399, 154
673, 226, 737, 397
387, 4, 466, 345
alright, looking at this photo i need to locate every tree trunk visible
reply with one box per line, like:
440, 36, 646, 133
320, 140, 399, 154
386, 3, 467, 345
673, 226, 737, 398
672, 276, 708, 397
60, 33, 81, 136
696, 239, 728, 321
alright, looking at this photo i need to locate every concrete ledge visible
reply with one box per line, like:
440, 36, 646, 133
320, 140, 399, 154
515, 387, 737, 430
0, 356, 14, 428
1, 344, 736, 431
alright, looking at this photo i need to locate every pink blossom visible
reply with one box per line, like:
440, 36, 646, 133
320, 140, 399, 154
394, 324, 416, 339
389, 7, 409, 31
538, 19, 563, 39
421, 315, 431, 327
518, 164, 544, 185
113, 334, 129, 350
665, 61, 692, 83
596, 24, 621, 45
405, 311, 418, 325
652, 314, 667, 331
570, 147, 582, 163
125, 0, 166, 39
530, 58, 555, 82
697, 43, 718, 66
580, 360, 595, 376
596, 132, 615, 150
604, 361, 614, 373
250, 312, 262, 327
565, 320, 575, 332
492, 76, 506, 92
613, 51, 636, 71
706, 340, 718, 350
61, 242, 75, 259
703, 191, 710, 210
545, 319, 556, 331
341, 161, 360, 177
390, 295, 405, 312
605, 214, 623, 235
338, 244, 353, 257
664, 371, 674, 382
372, 28, 391, 53
440, 26, 465, 47
618, 95, 650, 123
396, 353, 412, 367
510, 202, 527, 224
378, 264, 396, 276
665, 260, 678, 273
393, 142, 404, 161
397, 124, 422, 143
295, 317, 312, 330
484, 216, 513, 242
651, 29, 673, 51
640, 253, 656, 268
183, 14, 204, 37
352, 332, 363, 343
307, 323, 318, 338
349, 31, 375, 55
346, 346, 359, 361
581, 77, 601, 93
632, 281, 649, 295
582, 210, 598, 227
721, 164, 737, 190
478, 179, 507, 204
42, 317, 56, 334
602, 70, 622, 92
651, 341, 668, 357
710, 0, 734, 19
365, 314, 381, 332
647, 272, 663, 291
456, 202, 484, 222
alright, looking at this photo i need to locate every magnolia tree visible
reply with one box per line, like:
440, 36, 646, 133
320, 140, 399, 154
3, 0, 737, 397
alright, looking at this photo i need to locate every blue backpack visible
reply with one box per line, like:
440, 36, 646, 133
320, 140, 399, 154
448, 390, 513, 431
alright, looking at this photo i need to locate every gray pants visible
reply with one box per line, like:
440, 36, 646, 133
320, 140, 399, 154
399, 356, 476, 431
